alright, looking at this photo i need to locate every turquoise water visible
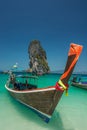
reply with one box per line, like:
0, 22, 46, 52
0, 73, 87, 130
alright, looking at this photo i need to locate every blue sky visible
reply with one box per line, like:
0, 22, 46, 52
0, 0, 87, 72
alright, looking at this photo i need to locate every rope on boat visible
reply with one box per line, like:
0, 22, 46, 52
55, 80, 68, 96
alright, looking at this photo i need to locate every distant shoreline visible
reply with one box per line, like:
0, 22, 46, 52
0, 71, 87, 75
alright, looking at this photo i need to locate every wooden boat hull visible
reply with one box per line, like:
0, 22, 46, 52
71, 82, 87, 89
5, 84, 63, 122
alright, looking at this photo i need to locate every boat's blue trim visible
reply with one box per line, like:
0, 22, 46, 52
81, 82, 87, 84
16, 99, 51, 123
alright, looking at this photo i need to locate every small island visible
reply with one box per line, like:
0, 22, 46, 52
28, 40, 50, 75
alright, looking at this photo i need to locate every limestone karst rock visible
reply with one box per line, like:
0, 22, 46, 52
28, 40, 50, 74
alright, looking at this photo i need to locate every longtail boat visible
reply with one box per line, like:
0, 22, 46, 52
5, 43, 83, 123
71, 76, 87, 89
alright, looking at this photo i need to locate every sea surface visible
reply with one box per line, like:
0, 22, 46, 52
0, 73, 87, 130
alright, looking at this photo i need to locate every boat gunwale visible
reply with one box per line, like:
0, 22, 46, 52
72, 82, 87, 90
5, 84, 56, 93
72, 82, 87, 86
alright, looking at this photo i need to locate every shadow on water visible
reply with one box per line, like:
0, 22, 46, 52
48, 111, 74, 130
8, 94, 74, 130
